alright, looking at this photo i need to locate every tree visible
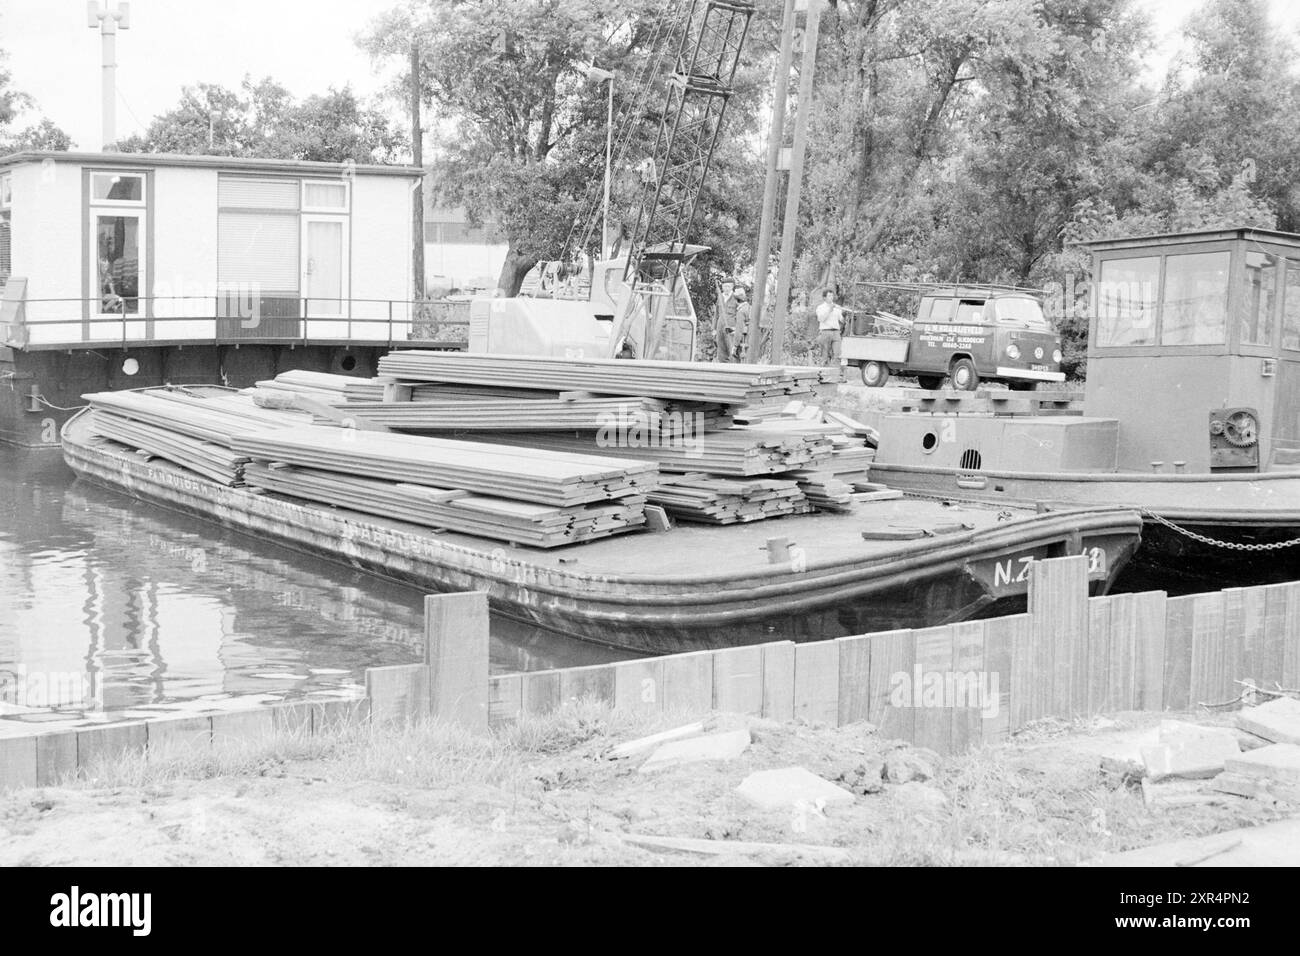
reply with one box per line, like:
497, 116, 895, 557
361, 0, 766, 297
0, 48, 73, 152
117, 77, 399, 163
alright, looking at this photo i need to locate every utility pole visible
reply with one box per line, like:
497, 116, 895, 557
769, 0, 822, 364
410, 41, 426, 299
745, 0, 797, 361
87, 1, 130, 151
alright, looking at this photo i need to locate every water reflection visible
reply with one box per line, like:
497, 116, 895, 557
0, 447, 632, 715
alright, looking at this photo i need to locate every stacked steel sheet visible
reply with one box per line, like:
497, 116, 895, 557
377, 351, 821, 404
647, 475, 812, 524
786, 470, 855, 512
319, 397, 732, 435
243, 463, 644, 547
454, 428, 833, 476
83, 389, 291, 445
89, 410, 251, 486
230, 426, 656, 506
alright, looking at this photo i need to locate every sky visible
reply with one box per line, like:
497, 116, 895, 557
0, 0, 399, 150
2, 0, 1300, 152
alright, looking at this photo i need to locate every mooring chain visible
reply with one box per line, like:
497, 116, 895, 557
1141, 508, 1300, 551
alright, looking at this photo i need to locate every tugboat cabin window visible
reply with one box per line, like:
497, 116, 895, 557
1096, 256, 1159, 346
1283, 262, 1300, 351
1160, 251, 1229, 345
90, 173, 144, 204
1243, 251, 1279, 347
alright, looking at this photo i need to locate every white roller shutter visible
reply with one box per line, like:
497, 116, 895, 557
218, 212, 299, 291
218, 176, 299, 210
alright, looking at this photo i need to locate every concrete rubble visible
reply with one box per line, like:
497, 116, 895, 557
1236, 696, 1300, 747
637, 728, 751, 773
735, 767, 857, 810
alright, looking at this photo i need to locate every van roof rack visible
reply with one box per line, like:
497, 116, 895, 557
853, 280, 1046, 296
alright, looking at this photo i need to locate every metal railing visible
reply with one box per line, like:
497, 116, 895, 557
3, 296, 471, 350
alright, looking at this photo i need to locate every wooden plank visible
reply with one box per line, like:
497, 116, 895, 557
613, 658, 666, 716
1107, 592, 1135, 714
36, 731, 79, 786
146, 714, 213, 757
521, 670, 562, 717
662, 651, 715, 716
488, 674, 523, 726
981, 614, 1020, 743
270, 700, 314, 736
1189, 591, 1226, 705
210, 708, 274, 748
761, 641, 796, 721
1029, 557, 1088, 720
1287, 582, 1300, 690
1163, 594, 1196, 711
313, 697, 370, 733
0, 735, 38, 791
366, 664, 431, 726
1010, 599, 1036, 730
559, 664, 616, 707
950, 621, 985, 753
1240, 586, 1267, 694
1261, 583, 1290, 690
1087, 595, 1113, 715
1222, 588, 1246, 701
1133, 590, 1167, 712
76, 722, 146, 776
836, 634, 872, 726
793, 641, 840, 724
866, 629, 914, 743
711, 646, 763, 715
910, 626, 954, 754
425, 592, 490, 732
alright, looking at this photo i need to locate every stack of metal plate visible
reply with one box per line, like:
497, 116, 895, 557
230, 426, 657, 506
377, 351, 821, 404
243, 463, 645, 547
647, 475, 812, 524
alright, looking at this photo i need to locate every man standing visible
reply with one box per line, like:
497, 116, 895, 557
815, 288, 844, 366
715, 278, 738, 363
728, 287, 750, 363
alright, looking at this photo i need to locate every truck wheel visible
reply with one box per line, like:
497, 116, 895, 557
916, 374, 944, 391
950, 357, 980, 391
860, 361, 889, 388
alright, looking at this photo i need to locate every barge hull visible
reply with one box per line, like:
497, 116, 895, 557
63, 415, 1141, 653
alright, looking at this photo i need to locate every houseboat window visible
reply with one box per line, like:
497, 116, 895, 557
0, 211, 10, 283
0, 175, 9, 283
1284, 261, 1300, 351
95, 216, 140, 314
90, 173, 143, 203
1160, 251, 1229, 345
303, 181, 348, 211
1243, 251, 1278, 347
218, 177, 300, 309
1096, 256, 1159, 346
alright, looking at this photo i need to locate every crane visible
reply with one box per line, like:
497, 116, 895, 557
467, 0, 754, 364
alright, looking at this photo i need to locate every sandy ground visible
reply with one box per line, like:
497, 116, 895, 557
0, 706, 1292, 867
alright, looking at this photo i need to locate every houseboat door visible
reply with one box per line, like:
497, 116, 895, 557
89, 209, 146, 339
301, 215, 348, 327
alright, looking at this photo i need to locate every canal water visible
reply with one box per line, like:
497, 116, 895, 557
0, 447, 632, 715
